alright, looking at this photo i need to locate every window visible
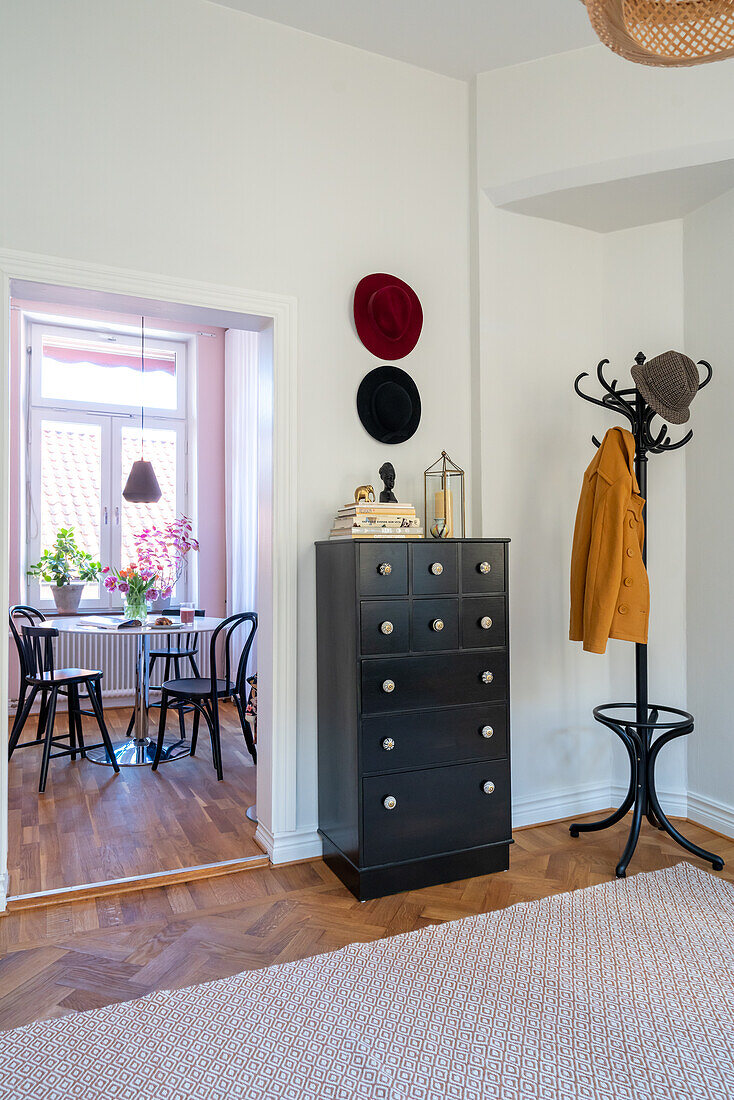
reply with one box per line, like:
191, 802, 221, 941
26, 321, 190, 609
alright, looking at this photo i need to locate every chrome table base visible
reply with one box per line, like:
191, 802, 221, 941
88, 632, 192, 768
86, 735, 190, 767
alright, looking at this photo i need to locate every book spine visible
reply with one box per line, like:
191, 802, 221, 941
337, 506, 416, 516
327, 528, 422, 536
332, 518, 421, 529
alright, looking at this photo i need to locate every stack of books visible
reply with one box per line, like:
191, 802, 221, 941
330, 501, 424, 539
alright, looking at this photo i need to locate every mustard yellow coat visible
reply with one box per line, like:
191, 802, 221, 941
570, 427, 649, 654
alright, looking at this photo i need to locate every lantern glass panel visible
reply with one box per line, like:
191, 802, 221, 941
424, 451, 465, 539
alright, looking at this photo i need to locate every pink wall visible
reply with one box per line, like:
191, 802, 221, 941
9, 299, 227, 620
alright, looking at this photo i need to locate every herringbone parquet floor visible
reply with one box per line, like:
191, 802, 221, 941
1, 813, 731, 1032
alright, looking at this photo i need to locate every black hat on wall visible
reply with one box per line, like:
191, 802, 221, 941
357, 365, 421, 445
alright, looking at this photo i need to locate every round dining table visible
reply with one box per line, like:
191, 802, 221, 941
52, 614, 223, 766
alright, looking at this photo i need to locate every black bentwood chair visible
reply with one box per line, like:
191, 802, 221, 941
8, 622, 119, 792
152, 612, 257, 781
9, 606, 99, 748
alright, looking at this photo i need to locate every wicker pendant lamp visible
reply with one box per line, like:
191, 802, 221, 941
581, 1, 734, 67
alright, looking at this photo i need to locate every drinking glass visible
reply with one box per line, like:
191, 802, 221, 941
180, 602, 195, 625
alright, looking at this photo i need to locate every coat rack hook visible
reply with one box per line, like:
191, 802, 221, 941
697, 359, 713, 390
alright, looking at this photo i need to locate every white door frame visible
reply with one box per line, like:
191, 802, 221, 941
0, 248, 302, 911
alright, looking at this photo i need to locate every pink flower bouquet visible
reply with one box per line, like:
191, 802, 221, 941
133, 515, 199, 597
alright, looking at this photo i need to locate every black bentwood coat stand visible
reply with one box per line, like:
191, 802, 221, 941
570, 353, 724, 878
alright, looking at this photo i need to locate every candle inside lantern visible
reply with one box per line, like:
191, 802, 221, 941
434, 488, 454, 538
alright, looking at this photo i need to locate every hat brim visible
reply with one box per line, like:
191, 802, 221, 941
354, 273, 423, 360
631, 365, 691, 425
356, 365, 421, 444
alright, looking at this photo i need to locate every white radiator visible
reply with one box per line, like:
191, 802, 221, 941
54, 631, 211, 700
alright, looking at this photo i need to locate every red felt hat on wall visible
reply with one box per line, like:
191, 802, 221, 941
353, 273, 423, 360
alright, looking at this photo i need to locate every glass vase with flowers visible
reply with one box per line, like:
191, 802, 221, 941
102, 564, 161, 623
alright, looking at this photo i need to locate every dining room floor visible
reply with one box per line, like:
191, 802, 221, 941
7, 702, 261, 897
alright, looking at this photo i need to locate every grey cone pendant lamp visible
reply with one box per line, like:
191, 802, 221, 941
123, 317, 162, 504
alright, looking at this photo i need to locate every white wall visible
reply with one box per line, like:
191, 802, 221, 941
476, 187, 687, 822
684, 189, 734, 835
476, 44, 734, 201
477, 198, 607, 824
0, 0, 472, 846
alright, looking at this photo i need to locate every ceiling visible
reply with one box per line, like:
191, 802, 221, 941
208, 0, 598, 80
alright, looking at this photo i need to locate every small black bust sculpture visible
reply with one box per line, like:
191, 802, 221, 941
379, 461, 398, 503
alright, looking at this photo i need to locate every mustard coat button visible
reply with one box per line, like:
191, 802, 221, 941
626, 548, 634, 557
623, 577, 633, 587
618, 605, 628, 615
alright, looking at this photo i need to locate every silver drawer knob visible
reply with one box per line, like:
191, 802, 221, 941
378, 562, 392, 576
483, 780, 495, 795
478, 561, 491, 575
382, 737, 395, 751
430, 562, 444, 576
383, 795, 397, 810
480, 616, 492, 630
431, 618, 444, 632
380, 621, 394, 635
481, 670, 494, 684
481, 725, 494, 739
382, 679, 395, 693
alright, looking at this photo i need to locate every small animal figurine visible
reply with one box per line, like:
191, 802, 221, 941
354, 484, 375, 504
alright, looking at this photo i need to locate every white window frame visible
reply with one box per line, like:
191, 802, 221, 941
30, 322, 187, 421
25, 319, 191, 611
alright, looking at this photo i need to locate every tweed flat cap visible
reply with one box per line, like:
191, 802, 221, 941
631, 350, 699, 425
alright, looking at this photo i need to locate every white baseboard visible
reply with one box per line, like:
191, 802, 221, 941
513, 782, 690, 830
687, 791, 734, 839
255, 822, 323, 865
611, 782, 688, 820
512, 782, 611, 829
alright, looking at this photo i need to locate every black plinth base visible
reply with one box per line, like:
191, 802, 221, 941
321, 833, 512, 901
570, 703, 724, 878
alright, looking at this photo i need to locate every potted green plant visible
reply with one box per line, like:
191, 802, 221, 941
27, 528, 102, 614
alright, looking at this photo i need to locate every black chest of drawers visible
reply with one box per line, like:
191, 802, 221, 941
315, 537, 512, 900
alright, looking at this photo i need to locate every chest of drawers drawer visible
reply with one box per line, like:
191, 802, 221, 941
411, 598, 459, 651
411, 543, 458, 594
362, 758, 511, 866
361, 651, 508, 715
361, 703, 508, 774
358, 544, 408, 595
360, 600, 409, 655
461, 596, 506, 649
461, 541, 505, 593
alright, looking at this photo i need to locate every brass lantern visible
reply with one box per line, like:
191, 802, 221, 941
424, 451, 465, 539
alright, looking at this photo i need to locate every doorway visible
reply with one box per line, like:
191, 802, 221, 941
0, 253, 300, 910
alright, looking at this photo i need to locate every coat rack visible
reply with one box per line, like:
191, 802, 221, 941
570, 352, 724, 877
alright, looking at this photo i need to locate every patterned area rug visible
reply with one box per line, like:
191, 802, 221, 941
1, 863, 732, 1099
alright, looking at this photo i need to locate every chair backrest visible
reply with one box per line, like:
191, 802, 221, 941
209, 612, 257, 699
20, 624, 58, 679
9, 606, 46, 681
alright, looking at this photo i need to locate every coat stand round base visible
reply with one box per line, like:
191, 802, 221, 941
569, 703, 724, 877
